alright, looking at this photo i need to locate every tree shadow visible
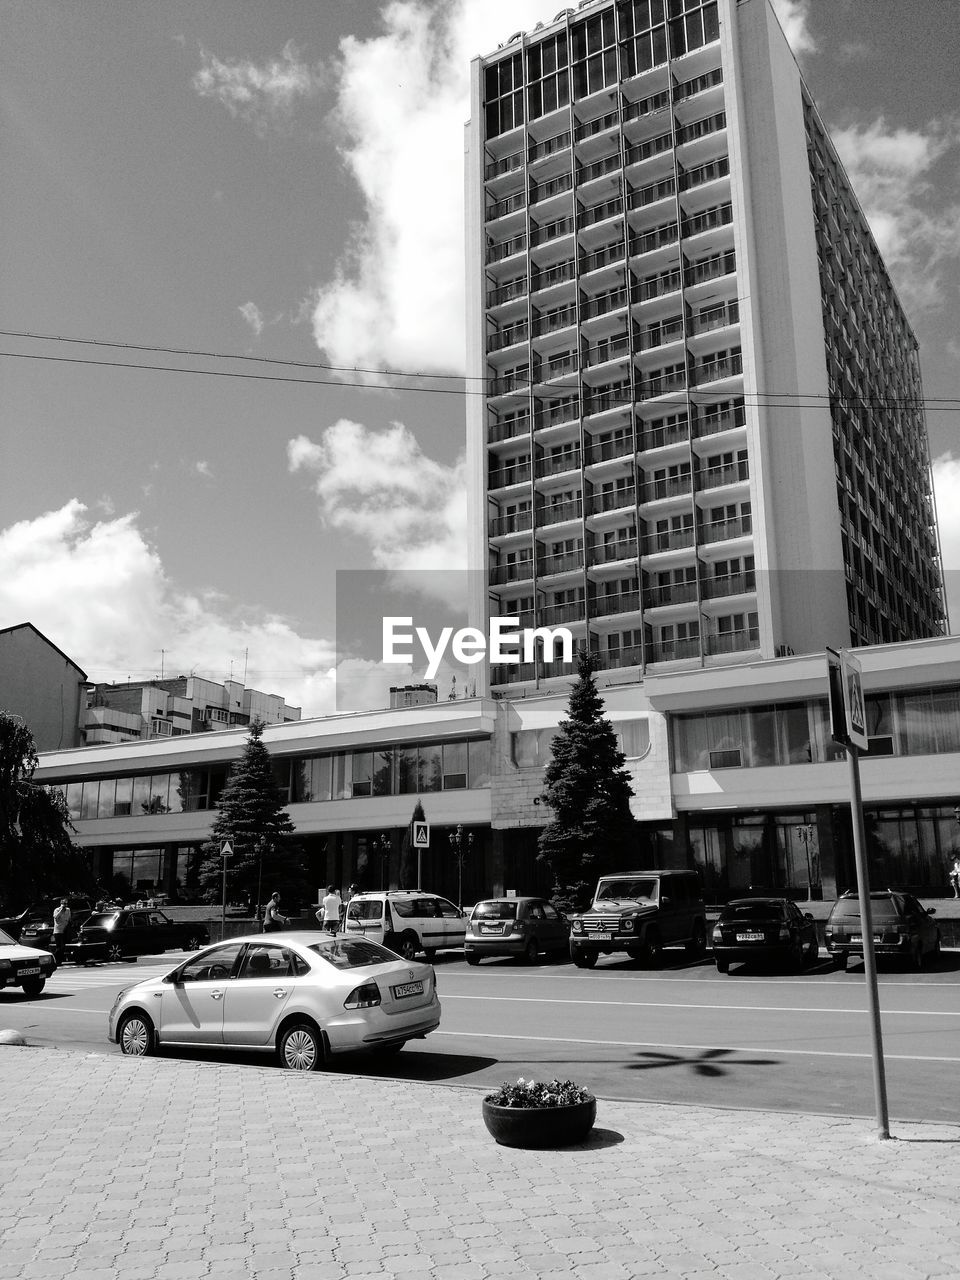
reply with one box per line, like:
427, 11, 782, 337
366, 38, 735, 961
626, 1046, 778, 1077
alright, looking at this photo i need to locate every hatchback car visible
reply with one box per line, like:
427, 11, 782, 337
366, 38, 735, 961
17, 896, 93, 952
108, 931, 441, 1070
0, 926, 58, 996
825, 890, 941, 969
68, 909, 209, 964
711, 898, 819, 973
344, 891, 466, 961
465, 897, 569, 965
568, 870, 707, 968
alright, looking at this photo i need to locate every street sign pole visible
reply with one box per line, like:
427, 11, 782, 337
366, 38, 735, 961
826, 647, 889, 1140
220, 840, 233, 942
412, 820, 430, 890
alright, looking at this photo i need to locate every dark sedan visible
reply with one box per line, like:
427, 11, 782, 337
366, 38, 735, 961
67, 909, 209, 964
464, 897, 569, 965
711, 897, 819, 973
19, 896, 94, 953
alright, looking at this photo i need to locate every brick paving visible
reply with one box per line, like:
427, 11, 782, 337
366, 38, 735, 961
0, 1045, 958, 1278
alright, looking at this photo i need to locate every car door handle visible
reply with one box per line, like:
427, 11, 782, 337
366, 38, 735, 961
273, 989, 288, 999
210, 991, 223, 1000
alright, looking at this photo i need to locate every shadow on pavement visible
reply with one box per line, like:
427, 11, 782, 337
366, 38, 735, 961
327, 1049, 499, 1082
627, 1046, 778, 1077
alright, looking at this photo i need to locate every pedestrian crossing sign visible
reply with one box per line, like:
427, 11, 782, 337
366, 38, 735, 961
220, 840, 234, 858
840, 648, 868, 751
413, 821, 430, 849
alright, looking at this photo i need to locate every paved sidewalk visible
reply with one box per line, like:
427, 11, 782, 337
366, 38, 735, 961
0, 1046, 957, 1280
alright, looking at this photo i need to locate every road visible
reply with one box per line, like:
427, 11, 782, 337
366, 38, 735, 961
3, 947, 959, 1124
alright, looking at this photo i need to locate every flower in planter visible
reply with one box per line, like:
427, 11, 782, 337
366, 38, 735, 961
484, 1077, 593, 1108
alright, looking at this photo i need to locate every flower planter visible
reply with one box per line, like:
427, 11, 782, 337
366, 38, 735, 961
481, 1096, 597, 1148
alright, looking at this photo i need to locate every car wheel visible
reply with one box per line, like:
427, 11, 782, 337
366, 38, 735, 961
183, 934, 203, 952
523, 939, 540, 966
106, 943, 124, 963
686, 921, 707, 957
715, 958, 729, 974
21, 977, 45, 997
465, 953, 481, 966
640, 929, 663, 967
118, 1012, 154, 1057
571, 949, 597, 969
278, 1022, 324, 1072
398, 932, 419, 962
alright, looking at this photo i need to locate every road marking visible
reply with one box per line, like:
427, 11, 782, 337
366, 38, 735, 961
440, 969, 960, 988
433, 1029, 960, 1064
440, 992, 960, 1017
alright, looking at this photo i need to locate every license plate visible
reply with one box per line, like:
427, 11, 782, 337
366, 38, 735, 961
479, 925, 502, 934
736, 933, 764, 942
590, 932, 613, 941
850, 936, 880, 944
19, 967, 41, 976
392, 981, 423, 999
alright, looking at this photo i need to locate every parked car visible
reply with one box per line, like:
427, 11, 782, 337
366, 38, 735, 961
568, 870, 707, 968
19, 896, 94, 952
711, 897, 819, 973
67, 909, 209, 964
108, 930, 441, 1070
344, 891, 466, 961
0, 925, 58, 996
824, 890, 941, 969
465, 897, 569, 965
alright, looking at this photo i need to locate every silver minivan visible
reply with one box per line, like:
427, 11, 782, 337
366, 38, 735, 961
344, 891, 467, 961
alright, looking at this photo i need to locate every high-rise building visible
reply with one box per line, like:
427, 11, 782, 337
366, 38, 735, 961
465, 0, 946, 695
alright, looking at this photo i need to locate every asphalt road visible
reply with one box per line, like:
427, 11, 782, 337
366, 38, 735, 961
3, 947, 959, 1124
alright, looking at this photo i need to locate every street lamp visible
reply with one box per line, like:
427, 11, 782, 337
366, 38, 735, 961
448, 824, 475, 911
373, 833, 391, 891
255, 837, 267, 926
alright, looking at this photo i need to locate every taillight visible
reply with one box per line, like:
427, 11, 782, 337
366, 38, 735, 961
779, 926, 791, 941
344, 982, 381, 1009
711, 925, 723, 943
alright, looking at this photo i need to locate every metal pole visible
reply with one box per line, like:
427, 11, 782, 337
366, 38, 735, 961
220, 848, 227, 942
847, 744, 890, 1140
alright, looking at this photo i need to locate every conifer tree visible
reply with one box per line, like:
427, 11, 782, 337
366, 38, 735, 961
537, 651, 637, 908
197, 719, 308, 909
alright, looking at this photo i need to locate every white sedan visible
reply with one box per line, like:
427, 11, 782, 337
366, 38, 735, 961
0, 925, 58, 996
108, 930, 441, 1071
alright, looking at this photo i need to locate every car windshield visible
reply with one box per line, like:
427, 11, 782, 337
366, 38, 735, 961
347, 901, 383, 922
721, 903, 784, 921
831, 896, 901, 922
0, 927, 15, 946
307, 938, 397, 970
85, 912, 120, 927
472, 901, 518, 920
596, 879, 657, 902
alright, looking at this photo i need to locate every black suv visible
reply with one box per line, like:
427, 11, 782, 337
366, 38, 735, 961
824, 890, 941, 970
568, 870, 707, 968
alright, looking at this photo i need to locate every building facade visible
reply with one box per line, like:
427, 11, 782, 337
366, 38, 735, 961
465, 0, 946, 696
33, 635, 960, 906
83, 676, 301, 746
0, 623, 87, 752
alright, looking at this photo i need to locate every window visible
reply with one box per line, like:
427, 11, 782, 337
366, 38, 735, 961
668, 1, 719, 57
619, 0, 668, 77
527, 33, 570, 120
239, 944, 294, 979
442, 742, 468, 790
179, 943, 243, 983
572, 9, 618, 99
484, 52, 523, 139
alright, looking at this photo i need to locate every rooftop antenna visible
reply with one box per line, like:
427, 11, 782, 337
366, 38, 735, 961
242, 647, 249, 687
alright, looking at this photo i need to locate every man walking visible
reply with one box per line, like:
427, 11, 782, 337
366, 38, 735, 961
52, 898, 72, 963
263, 892, 288, 933
321, 885, 343, 935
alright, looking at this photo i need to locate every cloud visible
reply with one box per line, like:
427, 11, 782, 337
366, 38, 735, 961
193, 40, 324, 135
830, 116, 960, 311
770, 0, 816, 54
239, 301, 264, 336
933, 454, 960, 633
0, 501, 339, 717
288, 420, 467, 574
311, 0, 549, 374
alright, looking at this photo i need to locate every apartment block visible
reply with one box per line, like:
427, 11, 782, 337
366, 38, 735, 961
465, 0, 946, 695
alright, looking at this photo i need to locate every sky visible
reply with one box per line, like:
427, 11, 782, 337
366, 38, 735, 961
2, 0, 959, 718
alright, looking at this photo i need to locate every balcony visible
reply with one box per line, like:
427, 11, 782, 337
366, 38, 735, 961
675, 110, 727, 148
642, 526, 695, 554
639, 418, 690, 451
529, 130, 571, 165
534, 400, 580, 432
684, 249, 736, 289
487, 233, 527, 264
586, 435, 633, 465
489, 510, 533, 537
574, 106, 621, 144
585, 334, 631, 368
647, 636, 701, 661
689, 301, 739, 337
532, 258, 576, 293
589, 538, 638, 566
701, 571, 756, 600
699, 514, 752, 545
489, 559, 534, 586
531, 216, 575, 248
591, 644, 643, 670
678, 155, 730, 194
638, 316, 684, 353
530, 172, 573, 204
592, 485, 636, 515
583, 382, 631, 418
488, 413, 531, 443
698, 459, 748, 491
578, 196, 623, 231
581, 286, 630, 322
693, 402, 745, 439
642, 473, 693, 503
486, 190, 527, 222
485, 149, 524, 182
627, 175, 676, 212
489, 460, 531, 489
631, 219, 679, 257
590, 589, 640, 618
538, 548, 584, 577
692, 352, 743, 386
487, 320, 529, 353
623, 131, 673, 169
537, 352, 578, 383
705, 627, 760, 655
682, 202, 733, 239
532, 304, 577, 339
633, 267, 682, 305
640, 368, 687, 399
489, 367, 530, 396
538, 498, 583, 528
540, 599, 585, 626
580, 239, 626, 275
537, 449, 581, 480
577, 153, 622, 186
643, 579, 698, 608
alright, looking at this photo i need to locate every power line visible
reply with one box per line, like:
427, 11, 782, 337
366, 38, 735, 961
2, 329, 959, 408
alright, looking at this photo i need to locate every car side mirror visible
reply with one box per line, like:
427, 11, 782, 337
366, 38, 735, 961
804, 913, 814, 921
660, 896, 672, 908
927, 907, 937, 916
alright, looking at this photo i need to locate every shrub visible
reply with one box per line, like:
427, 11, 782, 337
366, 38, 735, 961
484, 1077, 593, 1108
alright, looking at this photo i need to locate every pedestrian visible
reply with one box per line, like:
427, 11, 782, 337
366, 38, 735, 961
321, 885, 343, 934
263, 892, 288, 933
949, 855, 960, 899
52, 897, 72, 963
